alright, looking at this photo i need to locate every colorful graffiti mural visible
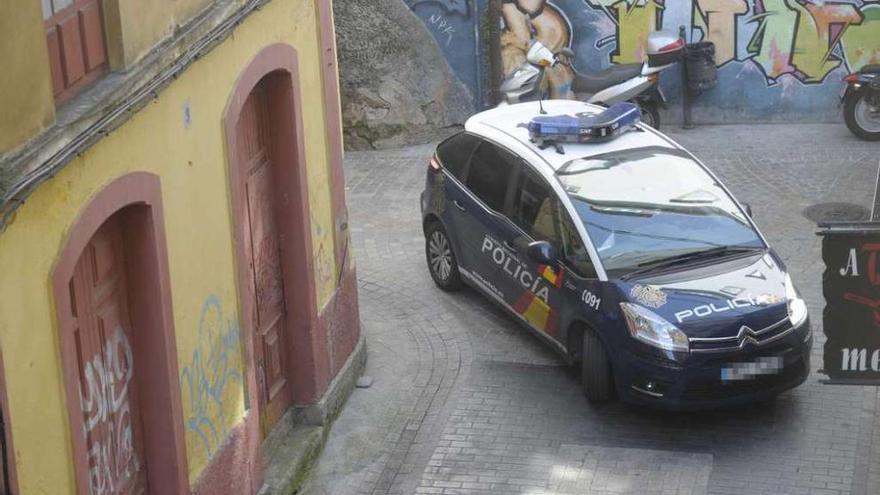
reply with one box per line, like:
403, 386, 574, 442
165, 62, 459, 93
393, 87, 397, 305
180, 295, 244, 462
570, 0, 879, 85
407, 0, 880, 120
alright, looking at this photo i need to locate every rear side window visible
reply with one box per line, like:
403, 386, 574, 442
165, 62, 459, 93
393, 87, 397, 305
437, 133, 480, 181
466, 142, 518, 212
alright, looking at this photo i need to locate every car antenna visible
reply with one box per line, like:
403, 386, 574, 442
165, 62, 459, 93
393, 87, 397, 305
538, 96, 547, 115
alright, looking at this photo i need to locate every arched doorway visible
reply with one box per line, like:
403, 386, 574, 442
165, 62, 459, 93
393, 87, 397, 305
52, 173, 188, 495
223, 44, 321, 438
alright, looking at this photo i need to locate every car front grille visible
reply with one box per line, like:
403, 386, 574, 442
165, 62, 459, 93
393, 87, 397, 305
688, 316, 794, 354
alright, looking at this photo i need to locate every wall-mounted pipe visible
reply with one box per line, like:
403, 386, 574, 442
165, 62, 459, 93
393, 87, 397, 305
0, 0, 270, 229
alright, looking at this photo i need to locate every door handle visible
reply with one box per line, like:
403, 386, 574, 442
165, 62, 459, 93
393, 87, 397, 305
452, 200, 466, 211
503, 240, 517, 251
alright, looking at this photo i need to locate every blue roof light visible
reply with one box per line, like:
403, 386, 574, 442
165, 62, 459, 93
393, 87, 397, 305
527, 102, 641, 153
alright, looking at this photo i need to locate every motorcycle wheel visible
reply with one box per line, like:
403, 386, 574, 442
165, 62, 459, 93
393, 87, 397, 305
637, 101, 660, 129
844, 89, 880, 141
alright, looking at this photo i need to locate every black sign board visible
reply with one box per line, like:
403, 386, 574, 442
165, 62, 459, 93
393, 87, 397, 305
819, 222, 880, 384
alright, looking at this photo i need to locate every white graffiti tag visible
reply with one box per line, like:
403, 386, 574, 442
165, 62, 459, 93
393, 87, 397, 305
79, 327, 142, 495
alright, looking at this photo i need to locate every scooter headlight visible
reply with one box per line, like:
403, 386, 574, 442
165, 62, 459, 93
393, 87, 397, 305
784, 273, 808, 327
620, 302, 689, 353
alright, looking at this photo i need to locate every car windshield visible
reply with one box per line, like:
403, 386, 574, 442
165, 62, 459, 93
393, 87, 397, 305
556, 146, 765, 277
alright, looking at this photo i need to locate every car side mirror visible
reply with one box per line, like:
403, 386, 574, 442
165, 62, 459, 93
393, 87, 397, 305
527, 240, 557, 265
741, 202, 753, 217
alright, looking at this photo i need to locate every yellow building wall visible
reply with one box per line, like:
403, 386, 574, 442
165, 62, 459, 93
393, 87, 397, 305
0, 0, 55, 153
0, 0, 338, 491
112, 0, 214, 67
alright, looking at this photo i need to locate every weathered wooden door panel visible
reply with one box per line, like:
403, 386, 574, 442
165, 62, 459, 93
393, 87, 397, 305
69, 216, 149, 495
237, 83, 292, 430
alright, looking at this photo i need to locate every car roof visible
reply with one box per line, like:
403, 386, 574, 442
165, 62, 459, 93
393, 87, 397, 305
464, 100, 680, 175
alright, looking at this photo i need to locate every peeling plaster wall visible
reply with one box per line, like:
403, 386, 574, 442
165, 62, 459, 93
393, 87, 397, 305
0, 0, 341, 491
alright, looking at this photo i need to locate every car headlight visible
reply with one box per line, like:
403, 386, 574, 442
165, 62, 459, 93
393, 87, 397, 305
784, 273, 808, 327
620, 302, 689, 352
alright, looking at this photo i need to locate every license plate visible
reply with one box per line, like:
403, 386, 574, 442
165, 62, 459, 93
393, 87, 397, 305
721, 356, 783, 382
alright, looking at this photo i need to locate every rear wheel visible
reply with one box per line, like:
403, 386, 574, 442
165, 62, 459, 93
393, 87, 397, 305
637, 101, 660, 129
581, 329, 614, 402
844, 89, 880, 141
425, 222, 462, 291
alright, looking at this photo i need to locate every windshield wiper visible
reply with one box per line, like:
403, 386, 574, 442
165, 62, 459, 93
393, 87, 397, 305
621, 245, 765, 280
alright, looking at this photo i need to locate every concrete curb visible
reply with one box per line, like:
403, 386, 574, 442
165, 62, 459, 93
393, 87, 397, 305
257, 333, 367, 495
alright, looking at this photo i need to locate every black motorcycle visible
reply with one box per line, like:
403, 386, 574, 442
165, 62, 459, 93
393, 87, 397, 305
842, 65, 880, 141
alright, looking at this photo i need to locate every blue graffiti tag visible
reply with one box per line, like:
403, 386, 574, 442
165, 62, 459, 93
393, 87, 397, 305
408, 0, 470, 16
180, 295, 243, 458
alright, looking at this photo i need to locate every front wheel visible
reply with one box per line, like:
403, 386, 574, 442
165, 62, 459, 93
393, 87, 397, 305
844, 89, 880, 141
581, 329, 614, 402
637, 101, 660, 129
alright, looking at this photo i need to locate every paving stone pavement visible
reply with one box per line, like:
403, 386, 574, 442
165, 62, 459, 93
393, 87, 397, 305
301, 124, 880, 495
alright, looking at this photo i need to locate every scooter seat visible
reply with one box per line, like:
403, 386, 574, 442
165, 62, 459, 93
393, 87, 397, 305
861, 65, 880, 74
572, 64, 643, 95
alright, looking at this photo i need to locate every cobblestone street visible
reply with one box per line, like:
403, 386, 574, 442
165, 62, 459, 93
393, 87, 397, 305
302, 124, 880, 495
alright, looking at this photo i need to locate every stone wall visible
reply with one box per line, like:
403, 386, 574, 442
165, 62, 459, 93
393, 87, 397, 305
333, 0, 475, 150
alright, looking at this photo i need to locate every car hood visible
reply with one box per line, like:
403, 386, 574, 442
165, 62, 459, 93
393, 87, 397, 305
616, 252, 792, 339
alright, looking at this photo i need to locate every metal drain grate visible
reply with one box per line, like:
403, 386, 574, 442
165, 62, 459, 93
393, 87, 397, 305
802, 202, 870, 223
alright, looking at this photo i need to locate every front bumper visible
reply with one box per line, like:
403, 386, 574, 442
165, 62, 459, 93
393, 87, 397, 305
613, 318, 812, 410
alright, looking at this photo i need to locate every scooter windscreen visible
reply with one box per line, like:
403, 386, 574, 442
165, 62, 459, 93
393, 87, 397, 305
526, 41, 556, 67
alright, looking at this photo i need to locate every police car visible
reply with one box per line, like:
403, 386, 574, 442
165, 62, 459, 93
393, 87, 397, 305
420, 100, 811, 409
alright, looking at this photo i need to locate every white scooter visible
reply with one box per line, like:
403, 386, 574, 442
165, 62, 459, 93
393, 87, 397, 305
498, 31, 683, 129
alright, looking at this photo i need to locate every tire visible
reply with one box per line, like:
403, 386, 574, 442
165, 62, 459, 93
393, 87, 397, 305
638, 101, 661, 129
844, 89, 880, 141
581, 329, 614, 402
425, 222, 462, 291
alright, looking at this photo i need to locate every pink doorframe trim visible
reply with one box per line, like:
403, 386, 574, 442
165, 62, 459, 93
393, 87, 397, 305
51, 171, 189, 494
223, 42, 328, 489
316, 1, 349, 270
0, 347, 18, 494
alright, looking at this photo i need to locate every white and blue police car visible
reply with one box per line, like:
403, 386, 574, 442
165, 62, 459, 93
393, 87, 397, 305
420, 100, 811, 409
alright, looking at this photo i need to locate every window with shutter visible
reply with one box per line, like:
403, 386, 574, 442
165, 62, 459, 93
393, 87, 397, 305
43, 0, 108, 103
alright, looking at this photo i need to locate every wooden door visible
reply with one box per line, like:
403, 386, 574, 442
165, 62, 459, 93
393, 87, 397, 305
68, 215, 149, 495
236, 83, 293, 430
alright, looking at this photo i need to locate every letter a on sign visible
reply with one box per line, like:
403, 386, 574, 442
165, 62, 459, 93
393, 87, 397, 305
820, 224, 880, 384
840, 248, 859, 276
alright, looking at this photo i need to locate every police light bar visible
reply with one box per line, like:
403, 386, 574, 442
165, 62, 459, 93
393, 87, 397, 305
527, 102, 641, 148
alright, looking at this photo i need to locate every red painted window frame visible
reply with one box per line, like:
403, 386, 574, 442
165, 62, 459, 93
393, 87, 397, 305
43, 0, 109, 103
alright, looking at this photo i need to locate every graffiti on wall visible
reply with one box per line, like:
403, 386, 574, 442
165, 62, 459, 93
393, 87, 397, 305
409, 0, 471, 15
501, 0, 574, 97
180, 295, 243, 459
312, 211, 337, 308
744, 0, 875, 83
582, 0, 879, 84
80, 327, 141, 495
585, 0, 665, 64
497, 0, 880, 94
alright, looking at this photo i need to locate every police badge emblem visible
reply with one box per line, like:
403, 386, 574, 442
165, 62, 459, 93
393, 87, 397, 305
630, 284, 667, 308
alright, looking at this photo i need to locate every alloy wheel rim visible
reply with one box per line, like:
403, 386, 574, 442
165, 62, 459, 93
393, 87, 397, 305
855, 95, 880, 133
429, 231, 453, 281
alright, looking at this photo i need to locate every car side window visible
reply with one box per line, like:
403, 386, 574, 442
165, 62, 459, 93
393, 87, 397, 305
437, 132, 480, 181
466, 142, 518, 212
557, 205, 598, 278
510, 166, 561, 245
